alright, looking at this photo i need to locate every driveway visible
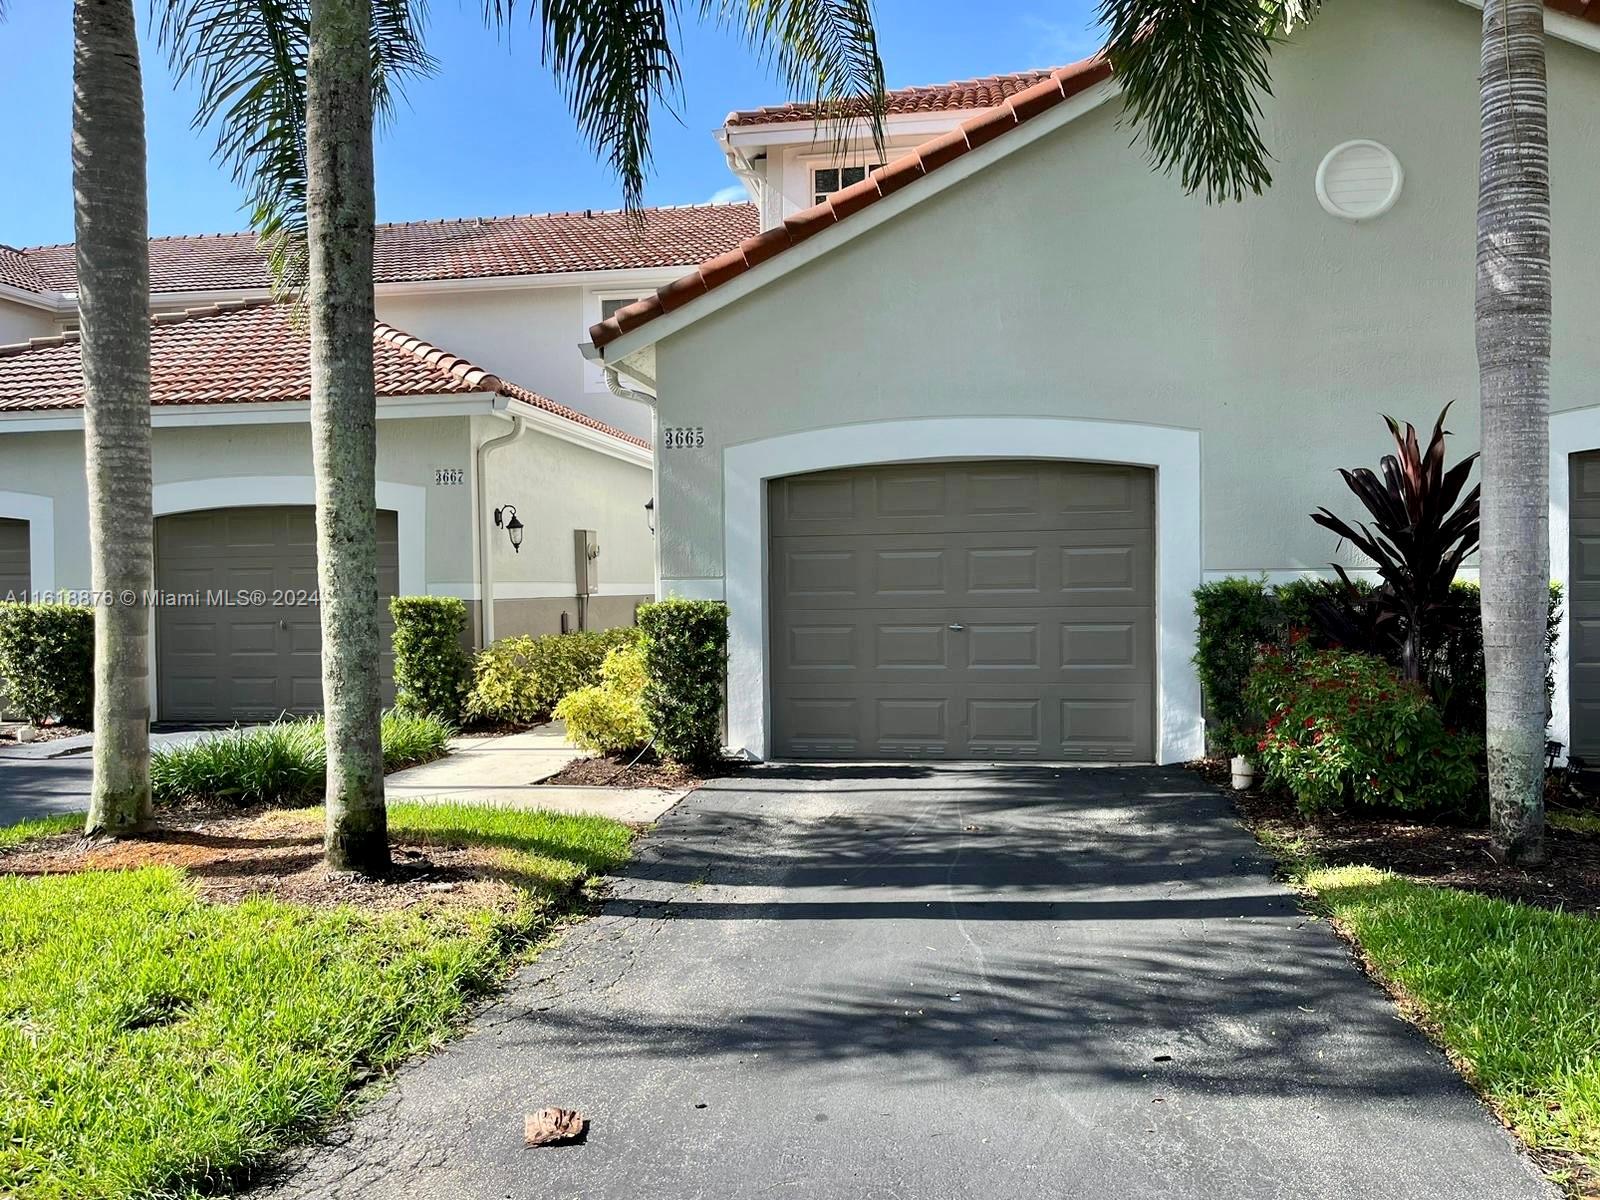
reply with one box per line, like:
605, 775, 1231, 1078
0, 756, 93, 824
258, 766, 1551, 1199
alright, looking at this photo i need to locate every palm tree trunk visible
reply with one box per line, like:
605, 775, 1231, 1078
74, 0, 153, 836
1478, 0, 1551, 865
307, 0, 387, 872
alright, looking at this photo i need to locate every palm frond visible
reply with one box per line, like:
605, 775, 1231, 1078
484, 0, 681, 216
484, 0, 884, 212
704, 0, 885, 159
1097, 0, 1320, 202
157, 0, 435, 296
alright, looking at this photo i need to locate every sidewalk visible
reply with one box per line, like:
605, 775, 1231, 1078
0, 725, 242, 761
385, 722, 685, 824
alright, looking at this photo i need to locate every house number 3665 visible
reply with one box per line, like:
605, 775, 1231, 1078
662, 426, 706, 450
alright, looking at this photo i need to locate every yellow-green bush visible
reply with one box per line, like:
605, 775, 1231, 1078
466, 626, 639, 725
553, 644, 651, 755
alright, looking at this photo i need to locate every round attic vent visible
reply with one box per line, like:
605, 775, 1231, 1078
1316, 140, 1403, 221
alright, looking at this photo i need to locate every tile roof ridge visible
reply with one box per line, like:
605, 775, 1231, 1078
0, 329, 79, 359
372, 319, 503, 393
20, 201, 761, 256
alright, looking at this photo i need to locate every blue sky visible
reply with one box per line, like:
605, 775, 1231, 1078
0, 1, 1103, 248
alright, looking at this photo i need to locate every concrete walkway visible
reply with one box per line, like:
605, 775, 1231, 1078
386, 723, 685, 824
254, 765, 1552, 1200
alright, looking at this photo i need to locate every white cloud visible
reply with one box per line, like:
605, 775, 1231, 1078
707, 183, 751, 205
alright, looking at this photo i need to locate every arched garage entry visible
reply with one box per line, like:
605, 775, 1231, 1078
718, 417, 1204, 765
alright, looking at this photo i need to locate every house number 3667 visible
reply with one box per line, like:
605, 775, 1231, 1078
662, 426, 706, 450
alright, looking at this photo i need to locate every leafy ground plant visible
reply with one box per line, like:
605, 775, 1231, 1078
1249, 820, 1600, 1191
0, 801, 631, 1200
150, 711, 453, 807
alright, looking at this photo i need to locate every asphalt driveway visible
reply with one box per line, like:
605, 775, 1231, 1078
258, 765, 1552, 1199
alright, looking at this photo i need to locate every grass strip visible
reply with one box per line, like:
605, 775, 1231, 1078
1251, 821, 1600, 1188
0, 802, 630, 1200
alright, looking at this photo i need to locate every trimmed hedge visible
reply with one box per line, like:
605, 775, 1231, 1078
390, 596, 470, 723
466, 625, 640, 726
638, 599, 728, 765
0, 603, 93, 727
1194, 576, 1561, 756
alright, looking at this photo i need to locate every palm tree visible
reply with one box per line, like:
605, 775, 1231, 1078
75, 0, 154, 837
163, 0, 884, 872
1098, 0, 1551, 864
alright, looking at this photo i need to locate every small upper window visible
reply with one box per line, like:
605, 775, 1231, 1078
813, 163, 883, 206
600, 296, 642, 322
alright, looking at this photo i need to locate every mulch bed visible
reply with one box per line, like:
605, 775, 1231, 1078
0, 806, 525, 915
1193, 758, 1600, 916
541, 754, 735, 790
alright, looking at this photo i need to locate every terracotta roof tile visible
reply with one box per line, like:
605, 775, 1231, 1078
591, 55, 1111, 351
0, 245, 48, 294
727, 68, 1059, 127
0, 300, 646, 448
18, 204, 758, 296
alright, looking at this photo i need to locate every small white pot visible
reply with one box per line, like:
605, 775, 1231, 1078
15, 725, 38, 744
1230, 755, 1256, 791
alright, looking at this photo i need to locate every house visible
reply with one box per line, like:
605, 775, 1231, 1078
585, 0, 1600, 765
0, 205, 757, 722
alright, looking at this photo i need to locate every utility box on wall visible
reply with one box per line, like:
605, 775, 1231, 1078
574, 529, 600, 596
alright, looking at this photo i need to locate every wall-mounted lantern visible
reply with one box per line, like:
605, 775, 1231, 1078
644, 497, 656, 535
494, 504, 524, 553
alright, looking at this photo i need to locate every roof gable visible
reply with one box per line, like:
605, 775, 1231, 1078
590, 56, 1113, 354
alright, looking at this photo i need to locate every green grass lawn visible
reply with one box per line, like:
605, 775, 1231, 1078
1256, 824, 1600, 1188
0, 802, 631, 1200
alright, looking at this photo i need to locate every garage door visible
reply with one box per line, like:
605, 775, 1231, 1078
1570, 454, 1600, 759
155, 506, 399, 723
0, 519, 28, 601
769, 461, 1155, 761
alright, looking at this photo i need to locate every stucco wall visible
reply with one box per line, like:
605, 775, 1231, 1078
378, 287, 655, 438
650, 0, 1600, 586
0, 298, 55, 347
0, 416, 474, 591
473, 413, 654, 639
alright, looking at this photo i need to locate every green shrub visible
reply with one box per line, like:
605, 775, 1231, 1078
553, 644, 651, 755
1195, 577, 1561, 756
638, 599, 728, 766
0, 603, 93, 726
390, 596, 470, 722
1244, 645, 1480, 815
465, 625, 639, 725
1192, 578, 1281, 756
151, 710, 453, 807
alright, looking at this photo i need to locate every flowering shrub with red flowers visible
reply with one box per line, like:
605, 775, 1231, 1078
1244, 646, 1479, 815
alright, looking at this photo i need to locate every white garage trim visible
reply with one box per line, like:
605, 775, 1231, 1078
0, 490, 54, 593
1546, 407, 1600, 758
152, 476, 427, 597
722, 417, 1205, 765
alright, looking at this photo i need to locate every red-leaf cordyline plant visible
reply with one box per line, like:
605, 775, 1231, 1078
1309, 405, 1481, 684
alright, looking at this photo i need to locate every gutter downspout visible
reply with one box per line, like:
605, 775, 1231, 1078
604, 368, 662, 605
475, 407, 527, 647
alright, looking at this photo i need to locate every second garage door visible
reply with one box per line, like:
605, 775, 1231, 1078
0, 519, 28, 602
155, 506, 399, 723
769, 460, 1155, 761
